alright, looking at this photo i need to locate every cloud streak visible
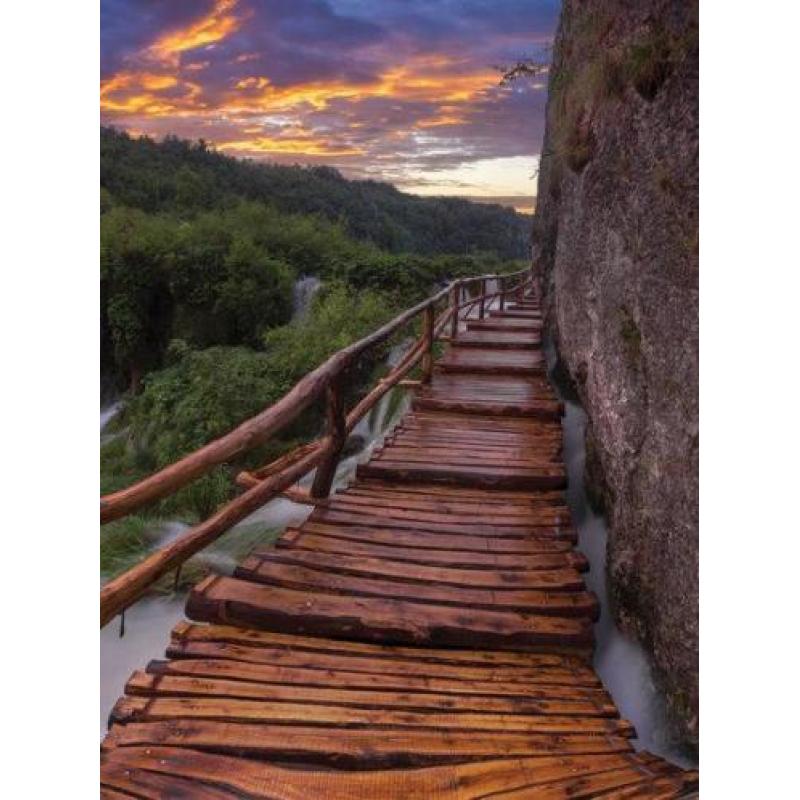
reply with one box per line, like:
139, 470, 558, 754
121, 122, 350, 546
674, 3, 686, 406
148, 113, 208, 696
101, 0, 558, 204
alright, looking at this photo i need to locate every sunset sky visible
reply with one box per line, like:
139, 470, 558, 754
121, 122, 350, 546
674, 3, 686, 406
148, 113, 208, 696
101, 0, 559, 211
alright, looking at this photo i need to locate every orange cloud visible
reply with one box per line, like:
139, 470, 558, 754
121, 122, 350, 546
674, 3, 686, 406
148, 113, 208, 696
148, 0, 242, 64
101, 71, 202, 116
224, 58, 496, 116
218, 136, 363, 157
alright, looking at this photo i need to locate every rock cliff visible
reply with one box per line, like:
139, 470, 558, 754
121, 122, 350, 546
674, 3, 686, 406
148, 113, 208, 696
533, 0, 698, 746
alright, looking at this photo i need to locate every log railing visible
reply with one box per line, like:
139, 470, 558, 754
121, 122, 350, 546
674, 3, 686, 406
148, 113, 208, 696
100, 266, 534, 627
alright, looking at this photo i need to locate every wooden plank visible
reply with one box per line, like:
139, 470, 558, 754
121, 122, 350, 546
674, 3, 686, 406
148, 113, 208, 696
186, 576, 595, 653
305, 510, 574, 538
102, 747, 660, 799
451, 333, 542, 350
413, 397, 561, 419
170, 622, 586, 668
323, 496, 571, 525
468, 317, 543, 331
111, 695, 634, 737
104, 720, 634, 767
373, 447, 563, 470
278, 531, 579, 568
336, 487, 569, 514
345, 480, 565, 503
126, 671, 617, 717
149, 658, 610, 700
287, 522, 578, 551
164, 638, 600, 686
102, 760, 238, 799
233, 558, 598, 617
357, 460, 567, 490
243, 548, 587, 586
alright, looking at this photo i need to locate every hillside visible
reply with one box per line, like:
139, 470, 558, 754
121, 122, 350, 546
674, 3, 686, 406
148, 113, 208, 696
101, 127, 529, 259
100, 128, 528, 524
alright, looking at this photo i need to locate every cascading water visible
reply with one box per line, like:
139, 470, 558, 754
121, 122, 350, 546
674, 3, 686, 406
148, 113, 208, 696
99, 335, 413, 735
545, 339, 697, 768
100, 400, 122, 431
292, 275, 322, 320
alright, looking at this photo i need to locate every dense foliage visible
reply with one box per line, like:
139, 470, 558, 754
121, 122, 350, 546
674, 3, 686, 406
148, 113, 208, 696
103, 285, 403, 516
100, 127, 529, 522
101, 127, 529, 258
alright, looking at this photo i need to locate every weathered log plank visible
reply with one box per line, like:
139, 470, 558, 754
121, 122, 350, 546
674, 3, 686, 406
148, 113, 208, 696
103, 747, 666, 800
104, 720, 633, 767
150, 657, 609, 699
186, 576, 595, 652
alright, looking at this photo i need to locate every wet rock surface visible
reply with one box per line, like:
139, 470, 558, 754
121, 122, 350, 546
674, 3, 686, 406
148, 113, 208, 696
533, 0, 698, 748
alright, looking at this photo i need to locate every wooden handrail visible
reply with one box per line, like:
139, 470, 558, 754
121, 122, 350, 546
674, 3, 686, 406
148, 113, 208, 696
100, 265, 533, 626
100, 285, 451, 523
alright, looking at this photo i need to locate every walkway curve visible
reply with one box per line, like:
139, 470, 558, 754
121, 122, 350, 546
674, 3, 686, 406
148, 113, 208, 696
101, 292, 698, 798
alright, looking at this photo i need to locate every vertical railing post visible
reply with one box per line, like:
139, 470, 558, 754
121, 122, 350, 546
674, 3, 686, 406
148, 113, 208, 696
421, 303, 434, 383
499, 275, 505, 311
478, 277, 487, 320
449, 279, 461, 339
310, 376, 347, 499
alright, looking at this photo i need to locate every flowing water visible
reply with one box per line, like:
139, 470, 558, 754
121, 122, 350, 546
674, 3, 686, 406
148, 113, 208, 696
99, 334, 412, 736
292, 275, 322, 319
100, 284, 693, 763
545, 340, 697, 768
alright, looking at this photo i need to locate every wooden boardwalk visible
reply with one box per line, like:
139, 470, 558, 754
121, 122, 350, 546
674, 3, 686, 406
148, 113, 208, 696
101, 295, 698, 798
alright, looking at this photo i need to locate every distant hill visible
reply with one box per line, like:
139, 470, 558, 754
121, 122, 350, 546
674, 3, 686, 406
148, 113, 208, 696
101, 127, 530, 259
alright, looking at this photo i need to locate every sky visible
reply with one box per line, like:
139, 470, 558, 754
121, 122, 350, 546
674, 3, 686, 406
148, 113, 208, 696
100, 0, 560, 212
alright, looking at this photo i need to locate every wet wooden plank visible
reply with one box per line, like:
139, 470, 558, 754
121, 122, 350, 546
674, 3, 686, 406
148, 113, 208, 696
437, 348, 546, 375
336, 487, 570, 515
126, 671, 617, 716
322, 495, 571, 526
150, 657, 610, 700
110, 694, 634, 738
233, 557, 597, 617
278, 530, 580, 568
104, 720, 634, 767
344, 480, 566, 504
468, 317, 543, 331
163, 640, 600, 686
186, 576, 595, 653
357, 459, 567, 490
304, 509, 574, 538
244, 548, 588, 586
102, 747, 666, 799
451, 331, 542, 349
170, 622, 586, 667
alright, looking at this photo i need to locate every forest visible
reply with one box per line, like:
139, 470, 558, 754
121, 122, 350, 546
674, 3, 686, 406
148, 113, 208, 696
100, 127, 529, 563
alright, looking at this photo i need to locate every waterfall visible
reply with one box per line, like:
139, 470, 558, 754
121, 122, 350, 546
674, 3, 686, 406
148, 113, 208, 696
100, 400, 123, 432
544, 338, 696, 768
100, 334, 414, 735
292, 275, 322, 320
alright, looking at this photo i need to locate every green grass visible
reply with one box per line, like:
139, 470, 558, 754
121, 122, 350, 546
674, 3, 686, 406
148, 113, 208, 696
101, 516, 282, 594
100, 515, 166, 578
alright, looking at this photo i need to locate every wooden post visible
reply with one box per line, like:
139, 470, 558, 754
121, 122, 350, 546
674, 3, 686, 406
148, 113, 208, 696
478, 278, 486, 320
310, 377, 347, 499
449, 280, 461, 339
421, 303, 434, 383
499, 275, 505, 311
